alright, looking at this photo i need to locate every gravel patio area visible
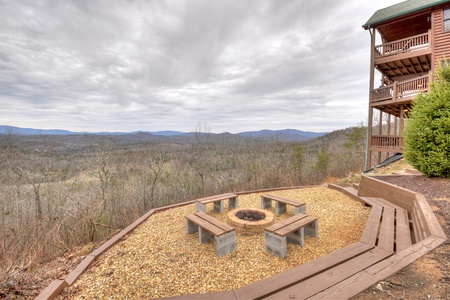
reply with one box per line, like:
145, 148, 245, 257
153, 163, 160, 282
61, 186, 370, 299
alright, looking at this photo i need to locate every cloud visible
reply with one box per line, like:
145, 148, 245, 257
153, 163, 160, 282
0, 0, 404, 133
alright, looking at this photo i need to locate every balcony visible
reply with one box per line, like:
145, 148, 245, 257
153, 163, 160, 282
374, 31, 430, 59
370, 135, 404, 153
374, 31, 432, 81
371, 75, 430, 107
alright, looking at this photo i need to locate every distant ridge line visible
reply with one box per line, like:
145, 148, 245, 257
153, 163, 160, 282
0, 125, 328, 142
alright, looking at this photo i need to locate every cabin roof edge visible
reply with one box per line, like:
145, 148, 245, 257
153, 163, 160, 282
362, 0, 450, 29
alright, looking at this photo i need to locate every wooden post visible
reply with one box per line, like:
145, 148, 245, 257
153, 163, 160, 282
377, 110, 384, 166
429, 24, 435, 71
394, 114, 398, 136
367, 107, 374, 169
400, 105, 405, 149
365, 28, 376, 170
393, 81, 398, 101
379, 111, 384, 136
387, 113, 391, 137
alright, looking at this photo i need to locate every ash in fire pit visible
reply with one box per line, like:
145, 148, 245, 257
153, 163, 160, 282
236, 210, 266, 221
227, 208, 274, 234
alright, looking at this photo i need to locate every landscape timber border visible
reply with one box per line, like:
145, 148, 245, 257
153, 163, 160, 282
36, 177, 446, 299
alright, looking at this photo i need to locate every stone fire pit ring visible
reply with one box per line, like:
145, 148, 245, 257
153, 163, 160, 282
227, 208, 274, 235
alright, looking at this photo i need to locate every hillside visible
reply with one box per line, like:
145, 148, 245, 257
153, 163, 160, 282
0, 125, 355, 151
6, 158, 449, 299
0, 125, 327, 141
0, 124, 367, 299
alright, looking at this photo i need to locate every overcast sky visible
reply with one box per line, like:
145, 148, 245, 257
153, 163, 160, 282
0, 0, 404, 133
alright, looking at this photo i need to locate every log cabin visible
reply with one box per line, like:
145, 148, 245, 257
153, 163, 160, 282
363, 0, 450, 169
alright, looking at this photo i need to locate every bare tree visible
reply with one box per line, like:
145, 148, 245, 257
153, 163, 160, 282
190, 123, 213, 195
140, 149, 170, 210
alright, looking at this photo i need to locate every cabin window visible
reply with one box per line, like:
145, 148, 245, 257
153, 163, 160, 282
442, 59, 450, 69
444, 8, 450, 32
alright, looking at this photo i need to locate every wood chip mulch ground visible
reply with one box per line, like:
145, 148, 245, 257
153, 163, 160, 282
60, 187, 370, 299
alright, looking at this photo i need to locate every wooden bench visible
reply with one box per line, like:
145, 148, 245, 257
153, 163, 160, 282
264, 213, 318, 258
360, 197, 413, 253
234, 242, 373, 299
260, 194, 306, 215
195, 193, 238, 214
263, 247, 392, 299
185, 212, 236, 257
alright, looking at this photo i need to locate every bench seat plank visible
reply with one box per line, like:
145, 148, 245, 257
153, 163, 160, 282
195, 212, 234, 233
265, 213, 318, 257
197, 193, 237, 204
195, 193, 238, 213
185, 214, 225, 236
360, 204, 383, 246
395, 208, 413, 252
261, 194, 304, 207
365, 197, 400, 210
185, 212, 237, 257
377, 206, 395, 252
275, 216, 318, 236
265, 213, 307, 233
261, 194, 306, 215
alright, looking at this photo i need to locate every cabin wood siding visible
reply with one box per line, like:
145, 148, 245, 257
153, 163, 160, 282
433, 7, 450, 64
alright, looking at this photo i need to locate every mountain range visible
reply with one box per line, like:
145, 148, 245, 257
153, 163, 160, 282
0, 125, 327, 142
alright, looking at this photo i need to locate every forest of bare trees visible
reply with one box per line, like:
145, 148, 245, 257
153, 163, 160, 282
0, 125, 365, 284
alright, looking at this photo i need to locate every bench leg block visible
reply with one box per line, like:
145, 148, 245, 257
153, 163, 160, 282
199, 227, 214, 244
196, 202, 206, 213
228, 197, 239, 209
265, 231, 287, 258
261, 197, 272, 209
215, 231, 236, 257
294, 204, 306, 215
186, 219, 198, 234
305, 220, 319, 238
213, 200, 224, 213
287, 228, 304, 247
275, 202, 287, 215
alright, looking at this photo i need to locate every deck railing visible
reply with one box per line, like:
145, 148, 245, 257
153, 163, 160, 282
371, 135, 403, 150
371, 75, 429, 104
397, 76, 429, 97
374, 31, 430, 58
372, 85, 393, 102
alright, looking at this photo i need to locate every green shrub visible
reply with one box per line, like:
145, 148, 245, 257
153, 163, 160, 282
404, 62, 450, 177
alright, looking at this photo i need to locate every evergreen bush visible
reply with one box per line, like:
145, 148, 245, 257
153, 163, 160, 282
404, 62, 450, 177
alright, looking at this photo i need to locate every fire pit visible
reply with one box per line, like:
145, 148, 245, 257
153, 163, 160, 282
227, 208, 274, 234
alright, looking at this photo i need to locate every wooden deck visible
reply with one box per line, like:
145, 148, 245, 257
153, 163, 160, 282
38, 178, 446, 300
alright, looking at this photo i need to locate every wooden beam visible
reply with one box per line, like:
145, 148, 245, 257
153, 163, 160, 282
375, 48, 431, 65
